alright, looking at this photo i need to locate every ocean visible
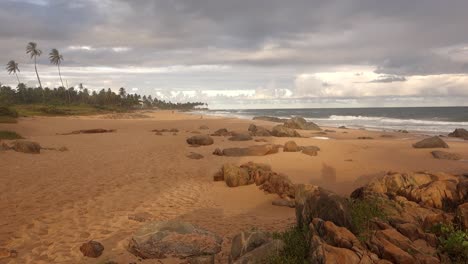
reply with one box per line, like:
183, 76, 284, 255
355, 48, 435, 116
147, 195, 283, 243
197, 107, 468, 134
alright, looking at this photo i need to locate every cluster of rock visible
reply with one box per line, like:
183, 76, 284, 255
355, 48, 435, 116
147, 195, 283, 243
283, 141, 320, 156
213, 162, 296, 200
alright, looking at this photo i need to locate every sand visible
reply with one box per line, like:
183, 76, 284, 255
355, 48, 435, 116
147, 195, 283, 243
0, 110, 467, 263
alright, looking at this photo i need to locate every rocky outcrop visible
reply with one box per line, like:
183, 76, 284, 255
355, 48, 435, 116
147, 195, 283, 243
271, 125, 301, 137
431, 150, 461, 160
252, 116, 286, 123
412, 136, 449, 148
283, 117, 321, 131
12, 140, 41, 154
448, 128, 468, 140
283, 141, 300, 152
186, 135, 214, 146
295, 184, 352, 230
218, 144, 280, 157
456, 202, 468, 230
228, 133, 253, 141
128, 220, 222, 260
222, 163, 251, 187
260, 173, 296, 199
248, 124, 272, 137
80, 241, 104, 258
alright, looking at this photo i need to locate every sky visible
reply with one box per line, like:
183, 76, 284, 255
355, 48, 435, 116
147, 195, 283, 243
1, 0, 468, 109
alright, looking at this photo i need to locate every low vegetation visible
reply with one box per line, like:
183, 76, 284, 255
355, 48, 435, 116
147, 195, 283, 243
0, 106, 18, 123
430, 223, 468, 263
0, 130, 23, 140
269, 226, 310, 264
350, 198, 388, 241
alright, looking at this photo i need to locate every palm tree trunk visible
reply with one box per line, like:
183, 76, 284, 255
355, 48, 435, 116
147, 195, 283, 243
58, 64, 64, 88
34, 57, 42, 89
15, 72, 20, 85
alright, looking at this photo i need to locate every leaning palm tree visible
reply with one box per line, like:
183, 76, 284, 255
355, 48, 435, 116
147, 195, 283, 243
49, 48, 64, 87
6, 60, 21, 85
26, 42, 43, 89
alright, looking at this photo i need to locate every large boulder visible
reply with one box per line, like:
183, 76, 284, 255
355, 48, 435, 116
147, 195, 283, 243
295, 185, 352, 230
412, 136, 448, 148
431, 150, 461, 160
260, 173, 296, 199
271, 125, 301, 137
128, 220, 222, 259
12, 140, 41, 154
283, 141, 300, 152
221, 144, 280, 157
228, 133, 253, 141
186, 135, 214, 146
223, 164, 251, 187
252, 116, 286, 123
240, 162, 273, 185
248, 124, 272, 137
448, 128, 468, 140
283, 117, 321, 131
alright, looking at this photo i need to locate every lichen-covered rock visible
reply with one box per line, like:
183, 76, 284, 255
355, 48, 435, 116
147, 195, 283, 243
128, 220, 222, 259
412, 136, 448, 148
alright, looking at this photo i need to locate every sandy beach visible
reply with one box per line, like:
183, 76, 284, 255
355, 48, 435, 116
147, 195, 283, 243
1, 110, 467, 263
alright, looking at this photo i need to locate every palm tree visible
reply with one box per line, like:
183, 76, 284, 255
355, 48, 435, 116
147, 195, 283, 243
6, 60, 21, 85
26, 42, 43, 89
49, 49, 64, 87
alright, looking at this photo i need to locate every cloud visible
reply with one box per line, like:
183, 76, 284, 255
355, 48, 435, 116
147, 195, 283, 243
368, 75, 407, 83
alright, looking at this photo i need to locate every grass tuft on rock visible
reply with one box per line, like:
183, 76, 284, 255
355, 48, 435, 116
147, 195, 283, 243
269, 226, 310, 264
0, 130, 23, 140
350, 198, 387, 241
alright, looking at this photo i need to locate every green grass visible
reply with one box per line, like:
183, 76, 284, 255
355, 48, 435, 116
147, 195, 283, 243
350, 198, 388, 241
269, 226, 310, 264
0, 130, 23, 140
11, 104, 118, 116
430, 223, 468, 263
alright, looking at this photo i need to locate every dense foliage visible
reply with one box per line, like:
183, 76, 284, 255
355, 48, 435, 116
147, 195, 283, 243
0, 84, 205, 110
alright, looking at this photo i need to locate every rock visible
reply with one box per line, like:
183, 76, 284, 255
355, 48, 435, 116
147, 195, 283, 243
223, 164, 251, 187
381, 134, 395, 138
302, 146, 320, 156
128, 212, 154, 222
169, 128, 179, 133
295, 185, 352, 230
283, 117, 321, 131
240, 162, 274, 186
186, 135, 214, 146
230, 231, 270, 261
248, 124, 272, 137
412, 136, 448, 148
272, 199, 295, 208
191, 130, 201, 134
0, 248, 17, 259
324, 129, 336, 133
456, 202, 468, 230
155, 131, 163, 135
398, 130, 409, 133
271, 125, 301, 137
252, 116, 286, 123
80, 241, 104, 258
58, 146, 68, 152
221, 144, 280, 157
199, 125, 209, 130
448, 128, 468, 140
422, 213, 454, 231
128, 220, 222, 259
228, 133, 253, 141
212, 148, 223, 156
211, 128, 232, 136
431, 150, 461, 160
339, 126, 347, 129
260, 173, 296, 198
188, 255, 215, 264
283, 141, 300, 152
62, 128, 115, 135
0, 142, 10, 151
254, 138, 268, 142
187, 152, 204, 159
357, 136, 373, 140
213, 170, 224, 181
457, 178, 468, 201
12, 140, 41, 154
232, 239, 284, 264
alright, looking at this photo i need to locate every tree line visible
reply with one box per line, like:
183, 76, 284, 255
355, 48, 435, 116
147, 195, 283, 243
3, 42, 206, 110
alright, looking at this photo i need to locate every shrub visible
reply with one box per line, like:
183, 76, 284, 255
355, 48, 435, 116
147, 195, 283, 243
0, 130, 23, 140
38, 106, 68, 115
0, 106, 18, 117
431, 223, 468, 263
269, 226, 310, 264
350, 198, 387, 241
